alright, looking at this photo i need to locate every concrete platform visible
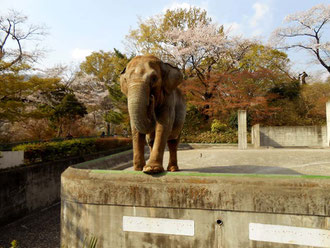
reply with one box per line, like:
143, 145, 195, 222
126, 145, 330, 176
61, 146, 330, 247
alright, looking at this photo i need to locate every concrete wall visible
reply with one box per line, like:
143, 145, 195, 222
0, 147, 131, 225
252, 125, 327, 147
61, 168, 330, 248
0, 151, 24, 169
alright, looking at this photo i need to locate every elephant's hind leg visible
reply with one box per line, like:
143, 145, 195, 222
167, 138, 180, 172
146, 132, 155, 153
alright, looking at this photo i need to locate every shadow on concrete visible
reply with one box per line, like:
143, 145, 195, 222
260, 132, 284, 148
177, 143, 194, 150
181, 165, 302, 175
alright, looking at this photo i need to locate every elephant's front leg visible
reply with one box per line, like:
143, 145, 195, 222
143, 123, 169, 174
132, 126, 146, 171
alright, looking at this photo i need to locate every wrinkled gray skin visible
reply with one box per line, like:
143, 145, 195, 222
120, 55, 186, 174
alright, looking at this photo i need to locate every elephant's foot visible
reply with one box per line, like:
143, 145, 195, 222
143, 162, 164, 174
133, 161, 145, 171
133, 165, 144, 171
167, 164, 179, 172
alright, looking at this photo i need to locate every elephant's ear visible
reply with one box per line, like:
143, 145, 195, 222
120, 67, 128, 96
161, 62, 183, 94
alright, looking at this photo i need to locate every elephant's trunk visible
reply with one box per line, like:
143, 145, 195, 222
128, 83, 155, 134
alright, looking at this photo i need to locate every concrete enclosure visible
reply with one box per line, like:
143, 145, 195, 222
252, 125, 327, 147
61, 155, 330, 247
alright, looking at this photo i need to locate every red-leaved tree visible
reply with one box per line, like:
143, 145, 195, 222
181, 69, 285, 124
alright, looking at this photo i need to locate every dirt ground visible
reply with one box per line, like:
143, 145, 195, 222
1, 147, 330, 248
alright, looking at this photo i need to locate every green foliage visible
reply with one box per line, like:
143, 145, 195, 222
0, 71, 62, 123
181, 103, 206, 136
39, 92, 87, 137
79, 49, 129, 86
237, 44, 290, 73
10, 240, 18, 248
269, 80, 301, 100
162, 7, 211, 31
53, 94, 87, 120
211, 120, 227, 133
126, 7, 212, 55
13, 138, 96, 164
82, 236, 98, 248
12, 137, 131, 164
104, 110, 124, 125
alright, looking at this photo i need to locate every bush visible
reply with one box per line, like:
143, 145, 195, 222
211, 119, 228, 133
182, 129, 238, 144
95, 137, 131, 151
12, 137, 132, 164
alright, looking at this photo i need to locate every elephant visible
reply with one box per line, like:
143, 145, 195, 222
120, 55, 186, 174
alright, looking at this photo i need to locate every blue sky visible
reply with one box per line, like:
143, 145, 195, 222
1, 0, 329, 79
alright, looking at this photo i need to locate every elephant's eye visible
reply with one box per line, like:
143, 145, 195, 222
150, 75, 158, 84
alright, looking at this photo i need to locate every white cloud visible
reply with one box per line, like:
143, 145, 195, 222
223, 22, 242, 36
249, 2, 270, 28
71, 48, 93, 61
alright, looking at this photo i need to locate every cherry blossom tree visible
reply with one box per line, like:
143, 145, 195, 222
65, 71, 109, 132
163, 22, 227, 82
270, 4, 330, 73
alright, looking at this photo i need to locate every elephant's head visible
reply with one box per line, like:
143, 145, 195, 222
120, 55, 183, 134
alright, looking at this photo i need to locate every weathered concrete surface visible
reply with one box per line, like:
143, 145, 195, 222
62, 168, 330, 215
251, 124, 260, 148
0, 151, 24, 169
62, 202, 329, 248
61, 168, 330, 248
255, 125, 327, 147
238, 110, 247, 149
126, 146, 330, 176
61, 145, 330, 247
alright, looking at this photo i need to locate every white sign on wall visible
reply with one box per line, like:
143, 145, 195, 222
123, 216, 194, 236
249, 223, 330, 247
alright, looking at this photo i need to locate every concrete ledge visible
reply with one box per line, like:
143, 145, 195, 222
62, 169, 330, 216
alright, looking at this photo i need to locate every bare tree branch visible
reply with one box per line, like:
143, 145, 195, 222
277, 32, 316, 38
0, 10, 47, 71
271, 4, 330, 73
